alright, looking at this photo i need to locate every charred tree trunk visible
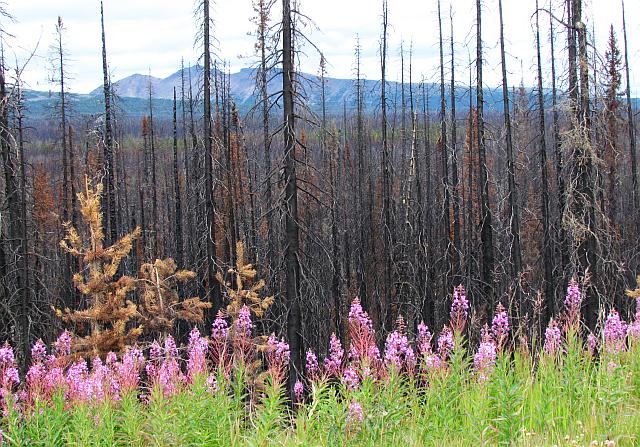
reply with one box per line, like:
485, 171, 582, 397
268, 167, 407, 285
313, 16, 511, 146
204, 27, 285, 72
282, 0, 303, 393
498, 0, 523, 307
100, 1, 117, 245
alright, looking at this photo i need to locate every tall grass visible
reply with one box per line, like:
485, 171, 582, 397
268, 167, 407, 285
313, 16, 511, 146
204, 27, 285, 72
1, 284, 639, 446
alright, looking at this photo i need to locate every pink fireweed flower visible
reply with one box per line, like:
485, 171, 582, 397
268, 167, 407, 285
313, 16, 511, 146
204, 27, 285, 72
212, 311, 229, 340
306, 349, 319, 380
31, 339, 47, 363
604, 310, 627, 355
544, 319, 562, 356
206, 374, 218, 394
341, 366, 360, 390
348, 297, 374, 332
323, 333, 344, 377
54, 331, 72, 357
450, 285, 469, 333
416, 322, 433, 356
65, 359, 90, 403
437, 326, 454, 361
384, 330, 416, 373
211, 312, 230, 371
627, 299, 640, 340
157, 336, 185, 397
564, 279, 582, 329
236, 306, 253, 338
116, 348, 145, 393
347, 298, 380, 367
265, 334, 290, 384
474, 327, 497, 382
587, 333, 598, 356
347, 398, 364, 424
0, 344, 20, 408
293, 380, 304, 402
187, 328, 209, 380
491, 303, 509, 349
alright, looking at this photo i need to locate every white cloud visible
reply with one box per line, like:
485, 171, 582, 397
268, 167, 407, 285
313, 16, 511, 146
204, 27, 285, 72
1, 0, 639, 95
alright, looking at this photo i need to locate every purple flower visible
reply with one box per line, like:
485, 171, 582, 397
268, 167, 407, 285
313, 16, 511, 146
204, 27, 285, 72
450, 285, 469, 333
604, 310, 627, 355
341, 366, 360, 390
293, 380, 304, 402
31, 339, 47, 363
211, 311, 229, 340
265, 333, 290, 378
116, 348, 144, 392
164, 336, 179, 358
323, 333, 344, 377
348, 298, 374, 332
564, 279, 582, 328
236, 305, 253, 338
0, 345, 15, 366
384, 330, 416, 372
491, 303, 509, 348
544, 319, 562, 356
54, 331, 72, 357
437, 326, 454, 360
305, 349, 319, 380
417, 322, 433, 357
347, 399, 364, 424
587, 333, 598, 356
187, 328, 209, 380
474, 328, 497, 382
206, 374, 218, 394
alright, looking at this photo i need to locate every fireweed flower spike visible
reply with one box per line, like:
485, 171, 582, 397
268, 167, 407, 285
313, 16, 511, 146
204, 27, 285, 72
604, 310, 627, 355
564, 279, 582, 329
544, 318, 562, 356
491, 303, 510, 350
437, 326, 454, 361
474, 325, 497, 382
323, 333, 344, 378
450, 285, 469, 333
306, 349, 319, 381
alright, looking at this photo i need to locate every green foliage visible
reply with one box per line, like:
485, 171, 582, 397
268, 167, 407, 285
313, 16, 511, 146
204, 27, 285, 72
2, 349, 639, 446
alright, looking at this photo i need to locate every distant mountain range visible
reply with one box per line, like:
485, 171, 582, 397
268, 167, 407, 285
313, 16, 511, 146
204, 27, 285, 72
22, 66, 638, 125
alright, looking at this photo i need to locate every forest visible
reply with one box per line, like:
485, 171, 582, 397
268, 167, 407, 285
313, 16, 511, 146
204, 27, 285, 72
0, 0, 640, 444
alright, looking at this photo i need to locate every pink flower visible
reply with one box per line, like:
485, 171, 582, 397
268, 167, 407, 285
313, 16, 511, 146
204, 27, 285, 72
305, 349, 319, 380
31, 339, 47, 363
384, 330, 416, 373
187, 328, 209, 380
347, 399, 364, 424
491, 303, 509, 349
437, 326, 454, 360
341, 366, 360, 390
544, 319, 562, 356
604, 310, 627, 355
348, 298, 374, 332
587, 333, 598, 356
564, 279, 582, 328
54, 331, 72, 357
211, 311, 229, 340
293, 380, 304, 402
450, 285, 469, 333
474, 328, 497, 382
323, 333, 344, 377
236, 306, 253, 338
347, 298, 380, 367
416, 322, 433, 357
265, 334, 290, 383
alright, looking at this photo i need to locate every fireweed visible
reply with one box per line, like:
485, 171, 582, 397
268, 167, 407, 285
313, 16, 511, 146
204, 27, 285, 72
0, 283, 639, 445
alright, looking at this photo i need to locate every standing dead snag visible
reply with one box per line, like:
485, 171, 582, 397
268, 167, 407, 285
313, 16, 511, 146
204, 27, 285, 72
137, 258, 211, 338
58, 178, 142, 357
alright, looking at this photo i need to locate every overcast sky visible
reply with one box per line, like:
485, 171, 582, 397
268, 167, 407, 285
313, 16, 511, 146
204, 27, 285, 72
2, 0, 639, 95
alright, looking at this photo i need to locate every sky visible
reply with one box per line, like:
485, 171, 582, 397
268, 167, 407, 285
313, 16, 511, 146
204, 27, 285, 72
1, 0, 639, 95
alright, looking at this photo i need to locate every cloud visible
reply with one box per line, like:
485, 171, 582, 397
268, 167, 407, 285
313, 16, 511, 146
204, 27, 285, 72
2, 0, 639, 94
